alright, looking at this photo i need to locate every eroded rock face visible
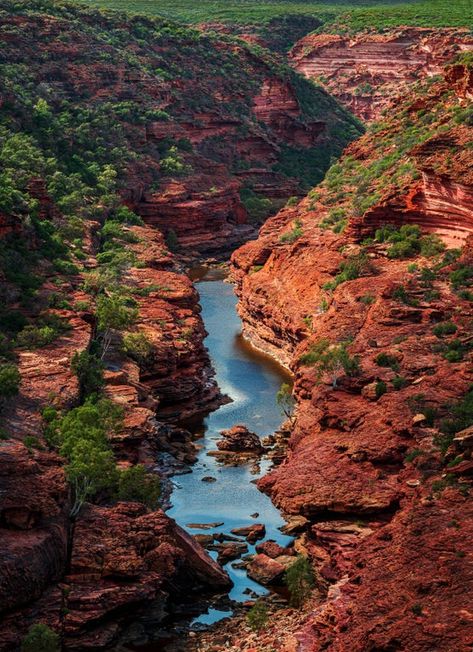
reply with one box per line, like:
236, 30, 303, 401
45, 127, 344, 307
64, 503, 231, 649
230, 64, 473, 651
290, 28, 473, 121
0, 443, 69, 615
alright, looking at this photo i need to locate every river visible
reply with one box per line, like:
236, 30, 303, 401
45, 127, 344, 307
167, 269, 292, 626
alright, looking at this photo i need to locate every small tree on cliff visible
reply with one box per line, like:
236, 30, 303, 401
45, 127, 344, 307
71, 349, 104, 402
21, 623, 60, 652
276, 382, 296, 424
299, 338, 360, 387
96, 294, 138, 360
285, 556, 315, 609
117, 464, 161, 509
48, 399, 123, 516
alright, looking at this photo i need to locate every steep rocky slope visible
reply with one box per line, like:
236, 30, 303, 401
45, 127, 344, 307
0, 0, 361, 256
291, 28, 473, 121
230, 61, 473, 651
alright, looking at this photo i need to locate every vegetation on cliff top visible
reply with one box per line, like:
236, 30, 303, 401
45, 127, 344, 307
313, 71, 473, 233
74, 0, 472, 30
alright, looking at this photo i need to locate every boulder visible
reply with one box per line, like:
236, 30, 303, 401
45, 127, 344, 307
255, 540, 292, 559
231, 523, 266, 543
247, 554, 286, 585
216, 425, 264, 453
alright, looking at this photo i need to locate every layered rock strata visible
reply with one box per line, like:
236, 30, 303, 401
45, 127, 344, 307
290, 28, 473, 121
230, 65, 473, 651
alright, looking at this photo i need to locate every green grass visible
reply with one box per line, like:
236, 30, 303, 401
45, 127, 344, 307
76, 0, 472, 29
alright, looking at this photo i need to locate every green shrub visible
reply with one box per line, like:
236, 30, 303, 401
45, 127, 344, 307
375, 380, 387, 399
280, 219, 303, 244
16, 314, 71, 350
165, 228, 179, 252
21, 624, 60, 652
375, 224, 422, 259
16, 325, 58, 349
247, 600, 268, 632
0, 309, 27, 333
24, 435, 44, 452
71, 350, 104, 402
284, 556, 315, 609
450, 265, 473, 290
47, 399, 122, 516
420, 234, 445, 257
0, 363, 20, 398
122, 332, 153, 366
432, 322, 457, 337
117, 465, 161, 509
96, 294, 138, 358
240, 187, 273, 223
276, 382, 295, 421
405, 449, 423, 463
392, 376, 408, 391
324, 253, 373, 291
299, 338, 360, 386
375, 353, 399, 371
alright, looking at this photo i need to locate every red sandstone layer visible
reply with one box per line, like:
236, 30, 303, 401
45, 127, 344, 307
290, 28, 473, 121
229, 64, 473, 651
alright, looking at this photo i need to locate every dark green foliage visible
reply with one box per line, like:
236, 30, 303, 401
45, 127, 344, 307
70, 0, 473, 30
450, 265, 473, 291
122, 332, 153, 366
375, 224, 422, 259
411, 604, 423, 616
276, 382, 295, 421
0, 363, 21, 398
375, 352, 399, 372
300, 338, 360, 386
324, 253, 374, 291
392, 376, 408, 391
45, 399, 123, 516
117, 464, 161, 509
0, 308, 27, 333
405, 449, 423, 463
375, 380, 387, 399
21, 623, 60, 652
247, 600, 268, 631
165, 229, 179, 252
280, 219, 303, 244
285, 556, 315, 609
432, 322, 457, 337
71, 350, 104, 402
24, 435, 44, 452
437, 389, 473, 455
16, 313, 71, 349
240, 187, 273, 223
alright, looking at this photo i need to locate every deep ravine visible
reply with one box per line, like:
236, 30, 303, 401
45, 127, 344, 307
166, 269, 293, 622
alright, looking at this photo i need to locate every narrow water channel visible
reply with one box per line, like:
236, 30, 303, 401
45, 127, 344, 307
167, 269, 292, 625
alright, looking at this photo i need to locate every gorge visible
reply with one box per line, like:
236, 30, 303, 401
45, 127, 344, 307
0, 1, 472, 651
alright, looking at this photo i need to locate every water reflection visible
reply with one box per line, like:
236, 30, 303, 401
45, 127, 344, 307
167, 272, 292, 620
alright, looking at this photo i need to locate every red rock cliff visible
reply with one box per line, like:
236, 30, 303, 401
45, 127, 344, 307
230, 65, 473, 651
290, 28, 473, 121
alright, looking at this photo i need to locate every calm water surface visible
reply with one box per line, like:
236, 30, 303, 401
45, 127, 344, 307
167, 273, 292, 621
